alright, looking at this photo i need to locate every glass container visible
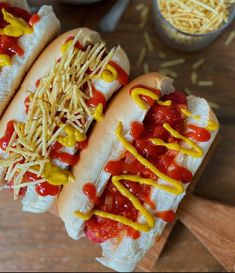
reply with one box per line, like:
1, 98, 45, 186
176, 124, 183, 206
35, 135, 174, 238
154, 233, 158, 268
152, 0, 235, 52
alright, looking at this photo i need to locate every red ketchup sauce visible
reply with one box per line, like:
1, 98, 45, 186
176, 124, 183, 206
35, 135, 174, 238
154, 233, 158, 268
22, 172, 60, 197
83, 183, 100, 206
85, 90, 194, 244
186, 124, 211, 142
85, 181, 141, 243
109, 60, 129, 86
130, 85, 161, 107
49, 141, 80, 166
49, 138, 88, 165
28, 13, 40, 27
35, 182, 60, 197
0, 3, 39, 63
0, 120, 15, 150
8, 171, 60, 197
155, 210, 176, 223
87, 87, 106, 108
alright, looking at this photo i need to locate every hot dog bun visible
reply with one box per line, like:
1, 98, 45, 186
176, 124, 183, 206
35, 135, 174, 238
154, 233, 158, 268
0, 0, 60, 117
97, 95, 218, 272
58, 73, 174, 239
0, 29, 96, 147
58, 73, 219, 272
22, 29, 129, 213
0, 28, 130, 213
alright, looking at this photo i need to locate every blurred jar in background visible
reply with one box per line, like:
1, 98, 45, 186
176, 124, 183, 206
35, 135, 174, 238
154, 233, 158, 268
152, 0, 235, 52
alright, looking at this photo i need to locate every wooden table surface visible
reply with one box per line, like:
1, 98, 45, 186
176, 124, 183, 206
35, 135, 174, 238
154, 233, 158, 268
0, 0, 235, 272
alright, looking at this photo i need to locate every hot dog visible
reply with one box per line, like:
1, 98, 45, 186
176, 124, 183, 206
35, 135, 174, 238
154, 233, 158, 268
58, 73, 219, 272
0, 28, 130, 213
0, 0, 60, 116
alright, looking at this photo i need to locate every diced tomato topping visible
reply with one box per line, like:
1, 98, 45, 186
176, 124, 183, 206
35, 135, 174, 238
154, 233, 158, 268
130, 121, 145, 140
134, 139, 166, 159
85, 181, 140, 243
161, 91, 187, 106
152, 125, 169, 141
126, 228, 141, 240
85, 90, 193, 243
0, 35, 24, 56
145, 104, 183, 129
85, 217, 120, 244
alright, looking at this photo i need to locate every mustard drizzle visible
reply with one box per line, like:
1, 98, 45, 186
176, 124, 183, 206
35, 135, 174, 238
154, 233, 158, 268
93, 103, 104, 122
151, 123, 203, 158
74, 87, 217, 233
181, 108, 201, 121
0, 9, 33, 67
180, 108, 219, 132
74, 122, 184, 232
115, 122, 184, 195
0, 9, 33, 37
57, 125, 87, 147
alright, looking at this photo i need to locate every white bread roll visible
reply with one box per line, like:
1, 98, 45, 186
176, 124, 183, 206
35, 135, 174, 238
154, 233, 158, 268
0, 28, 130, 213
97, 95, 219, 272
0, 0, 60, 117
58, 73, 174, 239
58, 73, 218, 272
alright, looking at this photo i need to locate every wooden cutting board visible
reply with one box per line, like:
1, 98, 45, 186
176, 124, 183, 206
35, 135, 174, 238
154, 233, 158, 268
137, 195, 235, 272
179, 195, 235, 272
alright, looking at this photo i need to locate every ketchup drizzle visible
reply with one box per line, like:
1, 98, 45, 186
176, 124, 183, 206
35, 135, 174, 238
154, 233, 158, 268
186, 124, 211, 142
85, 91, 195, 243
83, 183, 100, 205
0, 4, 39, 63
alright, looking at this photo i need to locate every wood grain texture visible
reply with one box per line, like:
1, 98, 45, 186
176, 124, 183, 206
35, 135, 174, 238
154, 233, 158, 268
179, 195, 235, 272
136, 222, 176, 272
0, 0, 234, 272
